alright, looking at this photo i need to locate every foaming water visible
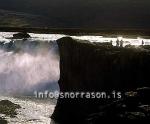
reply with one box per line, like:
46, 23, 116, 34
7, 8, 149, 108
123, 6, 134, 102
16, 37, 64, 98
0, 32, 63, 124
0, 95, 55, 124
0, 37, 60, 95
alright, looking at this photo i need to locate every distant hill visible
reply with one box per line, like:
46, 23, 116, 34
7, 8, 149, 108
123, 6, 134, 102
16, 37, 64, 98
0, 9, 57, 27
0, 0, 150, 28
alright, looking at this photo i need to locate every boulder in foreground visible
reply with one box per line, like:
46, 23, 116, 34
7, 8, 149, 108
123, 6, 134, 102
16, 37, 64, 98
0, 100, 21, 117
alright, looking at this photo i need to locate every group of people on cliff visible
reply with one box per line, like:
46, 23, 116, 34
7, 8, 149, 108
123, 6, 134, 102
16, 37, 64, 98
116, 39, 124, 47
110, 38, 124, 47
110, 38, 145, 47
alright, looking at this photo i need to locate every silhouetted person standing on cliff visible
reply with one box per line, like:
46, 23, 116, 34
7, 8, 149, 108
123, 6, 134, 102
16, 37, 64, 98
120, 39, 124, 47
110, 40, 113, 45
142, 40, 144, 46
116, 39, 120, 47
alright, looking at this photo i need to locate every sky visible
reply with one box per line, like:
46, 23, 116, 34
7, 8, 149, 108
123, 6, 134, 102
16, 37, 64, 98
0, 0, 150, 28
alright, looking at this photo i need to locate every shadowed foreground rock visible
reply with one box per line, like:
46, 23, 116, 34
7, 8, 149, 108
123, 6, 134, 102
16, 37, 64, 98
52, 37, 150, 123
0, 100, 21, 117
86, 87, 150, 123
0, 117, 7, 124
0, 100, 21, 124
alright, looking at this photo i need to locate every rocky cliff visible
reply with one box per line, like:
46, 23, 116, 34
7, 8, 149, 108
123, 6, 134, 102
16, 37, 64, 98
52, 37, 150, 123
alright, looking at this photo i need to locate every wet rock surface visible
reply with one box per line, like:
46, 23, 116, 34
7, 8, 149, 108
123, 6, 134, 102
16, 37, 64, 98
0, 100, 21, 124
0, 117, 7, 124
0, 100, 21, 117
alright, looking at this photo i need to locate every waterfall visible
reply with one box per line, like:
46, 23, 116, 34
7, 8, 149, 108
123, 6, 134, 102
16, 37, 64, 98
0, 34, 60, 95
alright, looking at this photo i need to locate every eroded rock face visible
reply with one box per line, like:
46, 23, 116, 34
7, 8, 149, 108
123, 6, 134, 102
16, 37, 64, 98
52, 37, 150, 123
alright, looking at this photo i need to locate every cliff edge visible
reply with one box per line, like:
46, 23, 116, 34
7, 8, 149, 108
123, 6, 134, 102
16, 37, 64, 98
52, 37, 150, 123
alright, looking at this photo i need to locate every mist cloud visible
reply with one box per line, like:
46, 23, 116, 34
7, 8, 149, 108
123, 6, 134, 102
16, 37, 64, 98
0, 40, 60, 95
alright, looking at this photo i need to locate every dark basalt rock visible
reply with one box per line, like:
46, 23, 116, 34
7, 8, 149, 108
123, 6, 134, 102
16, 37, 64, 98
0, 100, 21, 117
52, 37, 150, 123
0, 117, 7, 124
13, 32, 31, 39
86, 87, 150, 123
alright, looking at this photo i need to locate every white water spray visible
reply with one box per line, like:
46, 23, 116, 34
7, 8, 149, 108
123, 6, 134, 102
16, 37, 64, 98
0, 39, 60, 95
